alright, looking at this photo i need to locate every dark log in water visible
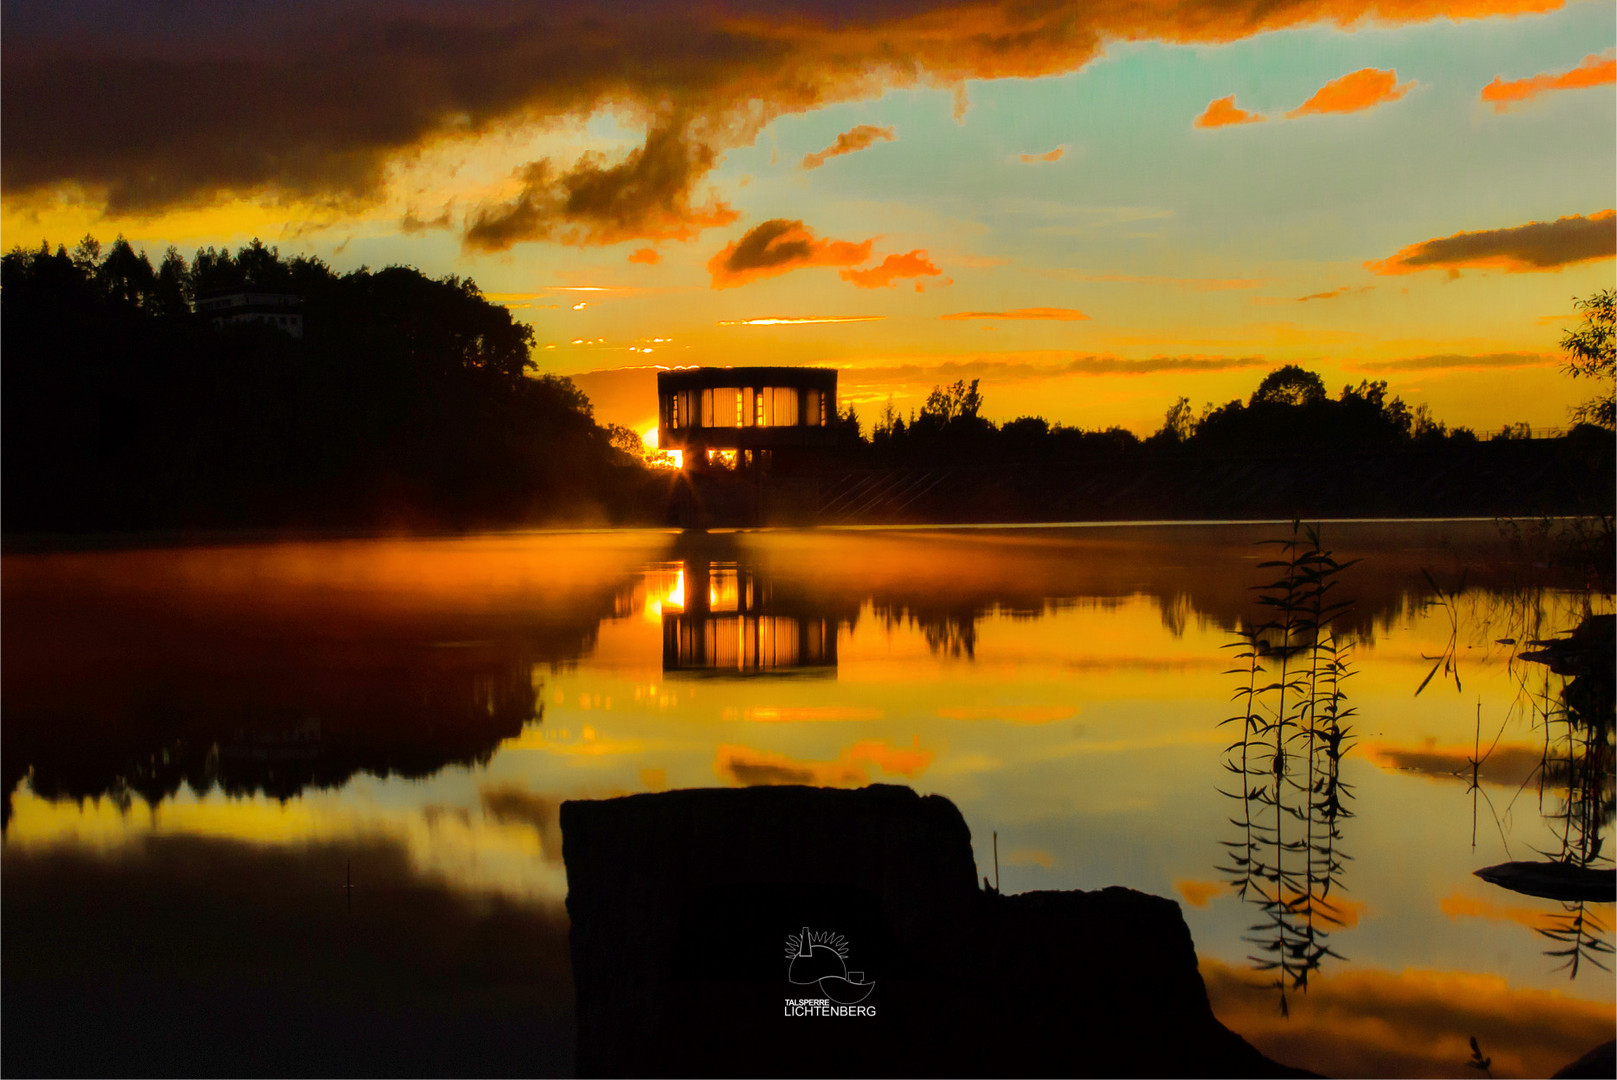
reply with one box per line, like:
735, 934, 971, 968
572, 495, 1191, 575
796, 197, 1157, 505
1474, 861, 1617, 903
561, 784, 1307, 1078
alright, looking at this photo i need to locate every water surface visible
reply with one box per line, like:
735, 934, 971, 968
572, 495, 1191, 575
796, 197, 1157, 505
4, 522, 1611, 1077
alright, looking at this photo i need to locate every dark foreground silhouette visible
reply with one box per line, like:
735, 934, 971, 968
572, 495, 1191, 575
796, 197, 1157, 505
562, 784, 1307, 1078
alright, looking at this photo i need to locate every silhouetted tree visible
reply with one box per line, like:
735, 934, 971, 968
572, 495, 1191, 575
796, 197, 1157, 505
1563, 288, 1615, 430
2, 236, 656, 532
1250, 365, 1326, 407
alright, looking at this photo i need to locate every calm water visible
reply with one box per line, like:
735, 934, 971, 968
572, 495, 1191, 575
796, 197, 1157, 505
3, 522, 1612, 1077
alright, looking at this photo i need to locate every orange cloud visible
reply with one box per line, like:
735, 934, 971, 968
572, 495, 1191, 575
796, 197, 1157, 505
1482, 53, 1616, 111
713, 737, 934, 786
627, 247, 660, 265
1176, 879, 1227, 907
1286, 68, 1415, 117
1005, 849, 1054, 868
1194, 95, 1265, 127
707, 219, 873, 289
802, 124, 895, 169
939, 307, 1088, 321
1018, 146, 1066, 163
1367, 210, 1617, 275
840, 250, 942, 289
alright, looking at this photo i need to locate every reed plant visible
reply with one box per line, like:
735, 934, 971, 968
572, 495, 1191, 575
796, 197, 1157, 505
1218, 521, 1358, 1014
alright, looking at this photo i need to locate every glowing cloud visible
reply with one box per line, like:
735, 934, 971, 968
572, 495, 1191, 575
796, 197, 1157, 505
1194, 95, 1265, 127
1286, 68, 1415, 117
839, 250, 942, 289
628, 247, 661, 265
1018, 146, 1066, 163
940, 307, 1089, 321
1481, 53, 1616, 112
1366, 210, 1617, 275
707, 219, 873, 288
802, 124, 896, 169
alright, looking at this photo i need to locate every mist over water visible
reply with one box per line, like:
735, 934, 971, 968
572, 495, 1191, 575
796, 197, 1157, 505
3, 521, 1611, 1077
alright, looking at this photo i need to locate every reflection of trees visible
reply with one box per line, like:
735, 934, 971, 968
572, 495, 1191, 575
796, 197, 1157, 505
3, 585, 636, 829
1218, 524, 1357, 1015
872, 601, 979, 660
1521, 615, 1615, 978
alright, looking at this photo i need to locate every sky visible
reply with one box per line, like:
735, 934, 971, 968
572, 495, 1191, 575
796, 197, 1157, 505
4, 0, 1613, 439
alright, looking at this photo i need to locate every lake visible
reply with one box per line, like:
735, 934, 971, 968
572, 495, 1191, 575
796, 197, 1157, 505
3, 521, 1612, 1077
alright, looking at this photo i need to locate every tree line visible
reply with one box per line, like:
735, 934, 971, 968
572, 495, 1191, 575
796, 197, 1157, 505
839, 295, 1614, 469
2, 236, 655, 533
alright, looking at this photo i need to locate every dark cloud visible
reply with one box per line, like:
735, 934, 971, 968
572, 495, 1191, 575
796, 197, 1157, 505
464, 114, 739, 250
2, 0, 1561, 240
706, 218, 872, 288
1352, 351, 1556, 372
802, 123, 896, 169
401, 206, 453, 233
480, 784, 565, 862
1367, 210, 1617, 275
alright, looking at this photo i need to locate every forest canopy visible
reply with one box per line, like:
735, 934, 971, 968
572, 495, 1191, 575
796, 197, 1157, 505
1, 236, 652, 532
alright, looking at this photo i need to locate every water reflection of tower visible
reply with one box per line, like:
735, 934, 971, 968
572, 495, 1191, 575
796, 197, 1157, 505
661, 560, 838, 675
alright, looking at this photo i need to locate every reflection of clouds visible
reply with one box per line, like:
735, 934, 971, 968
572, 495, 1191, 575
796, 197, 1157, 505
1203, 959, 1614, 1080
1361, 741, 1546, 787
1439, 890, 1562, 931
1004, 848, 1053, 868
480, 784, 564, 864
714, 737, 934, 787
5, 789, 567, 901
1176, 879, 1226, 908
3, 832, 574, 1076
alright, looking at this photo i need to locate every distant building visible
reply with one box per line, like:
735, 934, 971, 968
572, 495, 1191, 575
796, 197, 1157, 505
195, 289, 304, 338
657, 366, 838, 471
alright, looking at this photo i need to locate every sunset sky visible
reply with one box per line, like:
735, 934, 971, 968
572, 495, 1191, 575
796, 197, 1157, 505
4, 0, 1613, 437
